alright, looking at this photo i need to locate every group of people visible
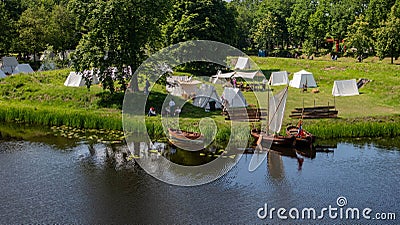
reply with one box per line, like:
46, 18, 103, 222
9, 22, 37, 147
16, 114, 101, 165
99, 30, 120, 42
147, 99, 181, 117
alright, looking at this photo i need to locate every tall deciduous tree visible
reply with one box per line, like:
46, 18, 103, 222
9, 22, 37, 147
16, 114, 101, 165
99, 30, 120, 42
164, 0, 237, 46
229, 0, 260, 50
252, 12, 281, 52
48, 4, 78, 61
0, 2, 11, 54
365, 0, 396, 29
286, 0, 316, 47
346, 15, 373, 61
256, 0, 294, 49
73, 0, 171, 93
17, 6, 49, 61
308, 2, 329, 51
375, 10, 400, 64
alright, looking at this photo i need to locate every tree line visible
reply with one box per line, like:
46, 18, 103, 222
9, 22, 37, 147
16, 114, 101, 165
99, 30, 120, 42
1, 0, 399, 93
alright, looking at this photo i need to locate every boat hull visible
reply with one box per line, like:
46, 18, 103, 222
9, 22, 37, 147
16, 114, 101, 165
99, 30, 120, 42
168, 128, 205, 150
251, 129, 295, 148
286, 125, 316, 149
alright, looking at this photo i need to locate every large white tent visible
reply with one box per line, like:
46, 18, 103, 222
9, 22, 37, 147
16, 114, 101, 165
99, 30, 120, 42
13, 64, 34, 74
289, 70, 317, 88
269, 71, 289, 86
0, 70, 6, 79
234, 57, 251, 70
1, 56, 18, 74
332, 79, 359, 96
193, 84, 222, 110
222, 87, 247, 108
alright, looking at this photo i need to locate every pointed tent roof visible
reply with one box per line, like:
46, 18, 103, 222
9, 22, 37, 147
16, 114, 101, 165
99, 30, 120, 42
0, 70, 6, 79
289, 70, 317, 88
13, 64, 34, 74
1, 56, 19, 74
193, 84, 222, 109
234, 57, 251, 70
269, 71, 289, 86
222, 87, 247, 108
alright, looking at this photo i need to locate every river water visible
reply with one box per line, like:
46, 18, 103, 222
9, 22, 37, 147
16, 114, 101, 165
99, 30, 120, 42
0, 125, 399, 224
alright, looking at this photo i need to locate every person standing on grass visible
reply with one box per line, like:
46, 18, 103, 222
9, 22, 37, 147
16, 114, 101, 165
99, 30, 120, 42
144, 79, 150, 95
169, 99, 176, 116
233, 77, 237, 88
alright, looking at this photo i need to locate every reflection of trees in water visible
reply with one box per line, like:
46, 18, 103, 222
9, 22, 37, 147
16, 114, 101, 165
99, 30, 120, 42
0, 122, 80, 150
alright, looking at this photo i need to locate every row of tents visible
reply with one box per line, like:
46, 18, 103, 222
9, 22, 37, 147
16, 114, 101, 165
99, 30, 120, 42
0, 57, 34, 78
269, 70, 359, 96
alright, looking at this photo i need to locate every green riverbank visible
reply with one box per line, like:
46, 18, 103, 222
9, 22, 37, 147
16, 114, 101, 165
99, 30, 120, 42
0, 57, 399, 140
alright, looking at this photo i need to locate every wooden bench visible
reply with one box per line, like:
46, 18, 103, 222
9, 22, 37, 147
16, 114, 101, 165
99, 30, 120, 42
225, 108, 267, 122
289, 106, 338, 119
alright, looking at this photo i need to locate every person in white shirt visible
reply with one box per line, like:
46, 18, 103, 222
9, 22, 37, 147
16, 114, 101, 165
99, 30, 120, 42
169, 99, 176, 116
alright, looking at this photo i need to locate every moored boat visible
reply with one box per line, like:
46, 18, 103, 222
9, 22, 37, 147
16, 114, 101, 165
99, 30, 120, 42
286, 124, 315, 149
251, 128, 295, 148
167, 128, 205, 150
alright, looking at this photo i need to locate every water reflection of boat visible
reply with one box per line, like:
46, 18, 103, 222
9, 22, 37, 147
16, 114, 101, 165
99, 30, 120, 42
167, 128, 205, 150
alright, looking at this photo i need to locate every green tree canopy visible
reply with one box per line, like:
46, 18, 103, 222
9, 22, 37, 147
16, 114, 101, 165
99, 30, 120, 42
17, 6, 49, 60
346, 15, 373, 60
374, 8, 400, 64
252, 12, 281, 52
73, 0, 171, 93
164, 0, 237, 46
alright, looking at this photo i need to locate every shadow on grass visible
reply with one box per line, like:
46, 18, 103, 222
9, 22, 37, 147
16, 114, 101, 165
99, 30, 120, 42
260, 69, 280, 79
96, 91, 124, 110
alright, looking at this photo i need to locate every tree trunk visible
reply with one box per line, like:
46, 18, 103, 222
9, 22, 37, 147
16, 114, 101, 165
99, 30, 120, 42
391, 46, 394, 64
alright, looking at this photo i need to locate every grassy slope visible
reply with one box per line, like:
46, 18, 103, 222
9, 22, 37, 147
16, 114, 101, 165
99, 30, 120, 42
0, 57, 399, 138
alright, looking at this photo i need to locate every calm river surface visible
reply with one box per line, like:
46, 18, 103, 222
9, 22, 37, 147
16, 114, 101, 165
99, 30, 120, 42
0, 126, 399, 224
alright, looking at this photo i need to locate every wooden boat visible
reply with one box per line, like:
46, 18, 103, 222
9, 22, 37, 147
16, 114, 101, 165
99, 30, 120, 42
251, 128, 295, 148
167, 128, 205, 150
286, 125, 316, 149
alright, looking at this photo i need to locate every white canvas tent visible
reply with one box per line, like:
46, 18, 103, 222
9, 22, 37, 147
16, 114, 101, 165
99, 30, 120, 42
234, 57, 251, 70
332, 79, 359, 96
39, 62, 56, 71
193, 84, 222, 109
64, 72, 85, 87
289, 70, 317, 88
0, 70, 6, 79
1, 56, 18, 74
64, 71, 99, 87
222, 87, 247, 108
13, 64, 34, 74
179, 80, 201, 96
233, 71, 264, 79
269, 71, 289, 86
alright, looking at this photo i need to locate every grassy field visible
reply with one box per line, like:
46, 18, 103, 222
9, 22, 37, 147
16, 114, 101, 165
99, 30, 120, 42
0, 56, 399, 140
